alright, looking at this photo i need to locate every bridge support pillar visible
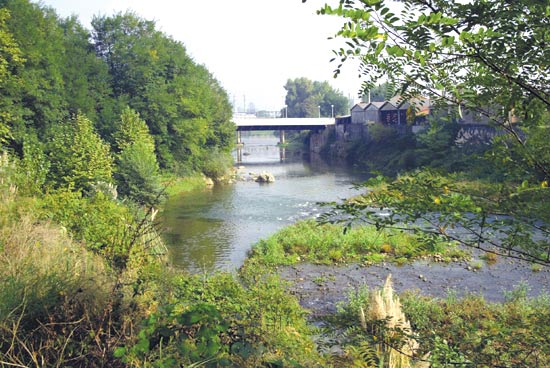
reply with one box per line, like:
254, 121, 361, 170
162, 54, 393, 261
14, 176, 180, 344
237, 148, 242, 163
279, 130, 285, 145
237, 130, 242, 145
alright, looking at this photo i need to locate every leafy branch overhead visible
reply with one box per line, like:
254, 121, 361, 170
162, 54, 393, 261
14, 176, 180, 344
314, 0, 549, 265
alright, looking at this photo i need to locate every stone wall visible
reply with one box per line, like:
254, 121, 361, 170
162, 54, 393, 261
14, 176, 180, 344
309, 126, 334, 154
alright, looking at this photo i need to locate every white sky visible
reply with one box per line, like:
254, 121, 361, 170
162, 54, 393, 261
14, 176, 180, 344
39, 0, 364, 111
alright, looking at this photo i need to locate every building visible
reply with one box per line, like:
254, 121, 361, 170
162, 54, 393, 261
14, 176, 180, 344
350, 97, 427, 125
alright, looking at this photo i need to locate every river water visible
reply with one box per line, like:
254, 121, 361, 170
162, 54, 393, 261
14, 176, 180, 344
161, 135, 369, 273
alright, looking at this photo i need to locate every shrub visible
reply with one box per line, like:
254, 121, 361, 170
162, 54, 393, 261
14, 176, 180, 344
116, 141, 162, 206
46, 113, 113, 191
38, 190, 136, 269
368, 123, 398, 143
200, 147, 233, 180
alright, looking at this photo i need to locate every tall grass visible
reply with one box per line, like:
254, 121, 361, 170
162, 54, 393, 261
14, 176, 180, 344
0, 211, 118, 366
160, 172, 211, 197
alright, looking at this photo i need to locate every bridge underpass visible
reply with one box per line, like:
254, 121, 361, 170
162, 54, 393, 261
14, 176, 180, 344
232, 117, 335, 162
233, 117, 335, 144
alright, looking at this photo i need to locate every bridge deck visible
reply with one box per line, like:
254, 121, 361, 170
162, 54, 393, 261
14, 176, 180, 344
233, 117, 335, 131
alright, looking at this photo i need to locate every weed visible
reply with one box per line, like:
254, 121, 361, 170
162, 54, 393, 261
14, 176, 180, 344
481, 251, 498, 265
469, 259, 483, 270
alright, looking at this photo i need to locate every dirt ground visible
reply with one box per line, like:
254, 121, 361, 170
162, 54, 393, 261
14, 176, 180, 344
276, 256, 550, 317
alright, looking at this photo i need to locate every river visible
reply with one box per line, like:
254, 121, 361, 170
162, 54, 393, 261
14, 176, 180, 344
161, 135, 369, 273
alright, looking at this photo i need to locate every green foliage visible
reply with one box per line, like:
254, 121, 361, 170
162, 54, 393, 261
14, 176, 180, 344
1, 0, 66, 139
324, 282, 550, 367
248, 219, 462, 266
364, 82, 391, 103
415, 119, 460, 153
318, 0, 550, 267
116, 269, 321, 367
1, 0, 233, 183
0, 7, 23, 146
113, 107, 155, 153
284, 77, 349, 118
91, 12, 234, 172
14, 132, 49, 195
324, 169, 549, 265
200, 147, 233, 180
47, 113, 113, 191
59, 15, 114, 128
368, 123, 398, 143
113, 108, 162, 206
400, 291, 550, 367
117, 141, 162, 206
115, 302, 229, 367
38, 190, 135, 268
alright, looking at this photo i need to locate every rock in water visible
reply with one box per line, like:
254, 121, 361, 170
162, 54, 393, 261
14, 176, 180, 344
255, 171, 275, 183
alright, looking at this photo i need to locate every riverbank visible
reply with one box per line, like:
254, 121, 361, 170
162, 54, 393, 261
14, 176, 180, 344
276, 257, 550, 317
246, 220, 550, 315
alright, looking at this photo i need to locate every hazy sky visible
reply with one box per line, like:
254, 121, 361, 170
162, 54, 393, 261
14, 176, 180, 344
39, 0, 364, 111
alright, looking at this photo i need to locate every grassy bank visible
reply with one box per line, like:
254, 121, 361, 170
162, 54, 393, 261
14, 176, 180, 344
247, 219, 468, 267
160, 172, 213, 197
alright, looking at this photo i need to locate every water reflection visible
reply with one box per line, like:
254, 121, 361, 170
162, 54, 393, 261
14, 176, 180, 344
161, 135, 369, 273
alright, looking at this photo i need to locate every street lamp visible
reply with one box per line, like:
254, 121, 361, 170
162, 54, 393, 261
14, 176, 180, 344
318, 105, 321, 118
284, 105, 287, 118
331, 104, 334, 118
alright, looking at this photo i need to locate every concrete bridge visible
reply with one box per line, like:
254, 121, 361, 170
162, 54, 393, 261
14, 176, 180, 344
233, 117, 335, 144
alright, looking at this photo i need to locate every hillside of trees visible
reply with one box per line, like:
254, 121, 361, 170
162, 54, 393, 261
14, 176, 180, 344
0, 0, 235, 202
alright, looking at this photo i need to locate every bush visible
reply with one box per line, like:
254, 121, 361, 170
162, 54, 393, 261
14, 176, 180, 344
46, 113, 113, 191
368, 123, 398, 143
38, 190, 136, 269
116, 141, 162, 206
116, 269, 322, 367
200, 148, 233, 180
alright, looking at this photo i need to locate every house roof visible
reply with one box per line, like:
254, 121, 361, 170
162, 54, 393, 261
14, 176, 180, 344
366, 101, 385, 110
351, 102, 369, 111
380, 101, 397, 111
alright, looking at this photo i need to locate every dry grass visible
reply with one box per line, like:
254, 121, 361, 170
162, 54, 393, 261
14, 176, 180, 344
0, 215, 112, 300
0, 211, 117, 366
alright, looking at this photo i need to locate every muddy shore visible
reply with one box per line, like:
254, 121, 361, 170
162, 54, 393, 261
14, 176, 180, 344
276, 257, 550, 317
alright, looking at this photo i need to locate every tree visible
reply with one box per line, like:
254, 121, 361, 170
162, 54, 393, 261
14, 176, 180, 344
47, 113, 113, 191
317, 0, 549, 265
91, 12, 234, 173
363, 82, 390, 102
0, 8, 23, 146
113, 107, 155, 153
0, 0, 66, 139
58, 15, 114, 136
113, 107, 161, 206
284, 77, 348, 117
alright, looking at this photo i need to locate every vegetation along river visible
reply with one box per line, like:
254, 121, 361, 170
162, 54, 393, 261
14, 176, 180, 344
161, 134, 369, 273
162, 134, 550, 306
